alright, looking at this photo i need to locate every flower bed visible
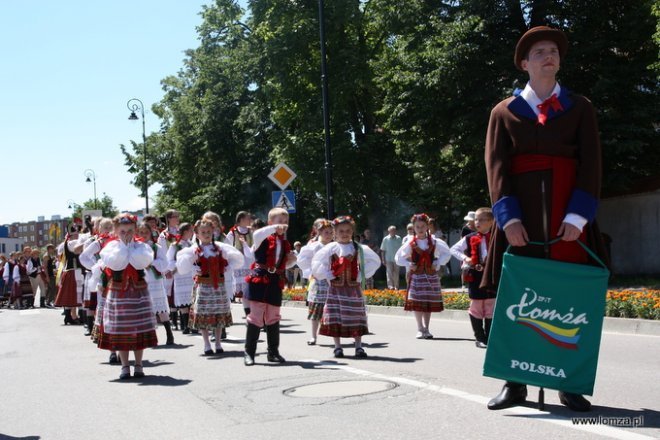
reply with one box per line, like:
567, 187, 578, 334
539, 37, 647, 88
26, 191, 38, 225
282, 288, 660, 320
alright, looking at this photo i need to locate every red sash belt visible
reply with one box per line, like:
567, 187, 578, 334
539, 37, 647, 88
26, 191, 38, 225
510, 154, 587, 263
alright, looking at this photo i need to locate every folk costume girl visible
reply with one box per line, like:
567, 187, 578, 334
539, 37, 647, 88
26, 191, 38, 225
297, 218, 334, 346
137, 222, 175, 346
483, 27, 608, 412
166, 223, 195, 334
311, 216, 380, 358
243, 208, 297, 366
177, 220, 244, 355
450, 207, 496, 348
395, 214, 451, 339
54, 224, 85, 325
158, 209, 180, 329
224, 211, 255, 316
80, 218, 114, 337
97, 214, 157, 380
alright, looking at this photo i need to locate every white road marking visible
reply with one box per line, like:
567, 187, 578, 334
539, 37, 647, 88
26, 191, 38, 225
299, 359, 655, 440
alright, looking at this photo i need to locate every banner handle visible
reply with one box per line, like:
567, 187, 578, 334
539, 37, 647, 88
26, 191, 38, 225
505, 239, 608, 270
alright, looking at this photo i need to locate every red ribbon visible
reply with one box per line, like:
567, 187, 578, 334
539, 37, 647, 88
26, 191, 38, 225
411, 234, 435, 270
536, 93, 563, 126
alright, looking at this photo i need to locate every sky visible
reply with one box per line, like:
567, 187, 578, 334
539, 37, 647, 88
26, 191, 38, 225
0, 1, 229, 224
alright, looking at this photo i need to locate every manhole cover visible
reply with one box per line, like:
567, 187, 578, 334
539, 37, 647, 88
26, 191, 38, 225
284, 380, 398, 398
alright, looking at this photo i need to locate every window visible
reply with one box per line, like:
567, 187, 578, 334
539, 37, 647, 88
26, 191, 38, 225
30, 225, 35, 231
1, 243, 5, 253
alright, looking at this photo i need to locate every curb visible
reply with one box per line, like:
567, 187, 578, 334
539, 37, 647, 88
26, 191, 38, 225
281, 301, 660, 337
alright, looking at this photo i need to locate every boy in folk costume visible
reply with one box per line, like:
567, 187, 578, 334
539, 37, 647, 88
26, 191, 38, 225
177, 220, 244, 355
243, 208, 297, 366
450, 208, 495, 348
225, 211, 255, 316
395, 214, 451, 339
158, 209, 181, 329
42, 245, 58, 308
26, 249, 47, 308
166, 223, 195, 334
136, 222, 175, 346
97, 214, 157, 379
297, 218, 334, 346
311, 216, 381, 358
13, 256, 34, 309
483, 26, 608, 412
54, 224, 85, 324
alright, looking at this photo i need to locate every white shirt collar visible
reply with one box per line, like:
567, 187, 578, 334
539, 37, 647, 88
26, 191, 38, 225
520, 82, 561, 116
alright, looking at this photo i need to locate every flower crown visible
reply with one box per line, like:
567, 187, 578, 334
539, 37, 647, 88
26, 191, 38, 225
315, 219, 333, 230
117, 214, 138, 225
411, 213, 430, 223
332, 216, 355, 227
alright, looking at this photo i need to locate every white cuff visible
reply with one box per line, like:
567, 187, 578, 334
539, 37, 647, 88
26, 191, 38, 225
503, 218, 521, 230
563, 213, 588, 232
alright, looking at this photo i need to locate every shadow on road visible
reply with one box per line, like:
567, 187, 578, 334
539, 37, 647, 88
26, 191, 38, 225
151, 343, 195, 350
430, 337, 475, 342
0, 435, 40, 440
142, 359, 174, 367
109, 375, 193, 387
258, 359, 348, 370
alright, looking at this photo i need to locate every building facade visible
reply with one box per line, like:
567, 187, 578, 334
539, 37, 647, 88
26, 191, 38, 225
6, 216, 69, 249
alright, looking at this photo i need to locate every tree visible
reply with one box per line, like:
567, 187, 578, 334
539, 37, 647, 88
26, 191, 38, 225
73, 194, 119, 220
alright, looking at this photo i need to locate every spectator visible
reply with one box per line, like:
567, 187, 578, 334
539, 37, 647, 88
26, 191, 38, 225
380, 226, 402, 290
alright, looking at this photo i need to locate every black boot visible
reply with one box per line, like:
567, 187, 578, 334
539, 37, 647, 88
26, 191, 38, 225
164, 321, 175, 345
469, 314, 487, 348
221, 327, 227, 340
84, 315, 94, 336
484, 318, 492, 343
63, 308, 73, 325
487, 382, 528, 410
244, 307, 250, 318
40, 297, 46, 308
244, 323, 261, 366
170, 311, 179, 330
558, 391, 591, 412
181, 313, 190, 334
266, 322, 285, 363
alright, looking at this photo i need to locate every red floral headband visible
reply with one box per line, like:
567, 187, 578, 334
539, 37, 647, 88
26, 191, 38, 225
118, 214, 138, 225
332, 216, 355, 227
411, 213, 430, 223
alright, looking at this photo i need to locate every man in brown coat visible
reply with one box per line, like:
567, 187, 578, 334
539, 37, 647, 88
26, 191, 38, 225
483, 26, 608, 412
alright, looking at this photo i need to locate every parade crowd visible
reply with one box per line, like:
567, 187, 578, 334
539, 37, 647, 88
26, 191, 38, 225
1, 26, 608, 414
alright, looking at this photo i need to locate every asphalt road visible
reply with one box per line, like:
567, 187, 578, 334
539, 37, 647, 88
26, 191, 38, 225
0, 304, 658, 440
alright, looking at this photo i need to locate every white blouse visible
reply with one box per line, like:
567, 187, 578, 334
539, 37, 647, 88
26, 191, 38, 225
99, 240, 153, 271
395, 236, 451, 270
311, 242, 380, 281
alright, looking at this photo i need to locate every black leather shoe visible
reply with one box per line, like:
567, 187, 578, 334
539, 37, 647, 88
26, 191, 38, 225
558, 392, 591, 412
475, 341, 488, 349
204, 349, 214, 356
244, 352, 255, 366
487, 383, 528, 410
109, 353, 119, 364
267, 352, 286, 363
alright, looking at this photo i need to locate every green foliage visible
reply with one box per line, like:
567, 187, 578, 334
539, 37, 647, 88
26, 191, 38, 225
73, 194, 119, 219
120, 0, 659, 238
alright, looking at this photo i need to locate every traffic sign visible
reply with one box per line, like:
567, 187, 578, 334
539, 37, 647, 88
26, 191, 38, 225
268, 162, 297, 190
272, 190, 296, 213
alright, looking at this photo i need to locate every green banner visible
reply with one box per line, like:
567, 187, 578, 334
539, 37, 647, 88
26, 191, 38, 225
483, 248, 609, 395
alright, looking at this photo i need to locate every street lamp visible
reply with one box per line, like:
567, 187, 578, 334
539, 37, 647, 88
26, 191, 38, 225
317, 0, 334, 219
84, 169, 97, 209
126, 98, 149, 214
66, 199, 79, 210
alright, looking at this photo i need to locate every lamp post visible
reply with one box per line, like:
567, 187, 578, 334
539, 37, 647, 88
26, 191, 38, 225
127, 98, 149, 214
318, 0, 334, 219
84, 169, 97, 209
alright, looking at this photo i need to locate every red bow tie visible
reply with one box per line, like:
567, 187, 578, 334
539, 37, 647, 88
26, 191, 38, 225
536, 93, 563, 126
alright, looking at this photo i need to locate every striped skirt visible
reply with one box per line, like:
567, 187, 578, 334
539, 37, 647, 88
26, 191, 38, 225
91, 288, 106, 344
307, 279, 329, 320
54, 270, 83, 307
173, 274, 194, 307
190, 282, 233, 330
405, 273, 444, 312
97, 279, 157, 351
320, 284, 368, 338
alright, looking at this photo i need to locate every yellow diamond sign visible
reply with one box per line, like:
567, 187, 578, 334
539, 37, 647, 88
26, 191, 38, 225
268, 162, 297, 190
